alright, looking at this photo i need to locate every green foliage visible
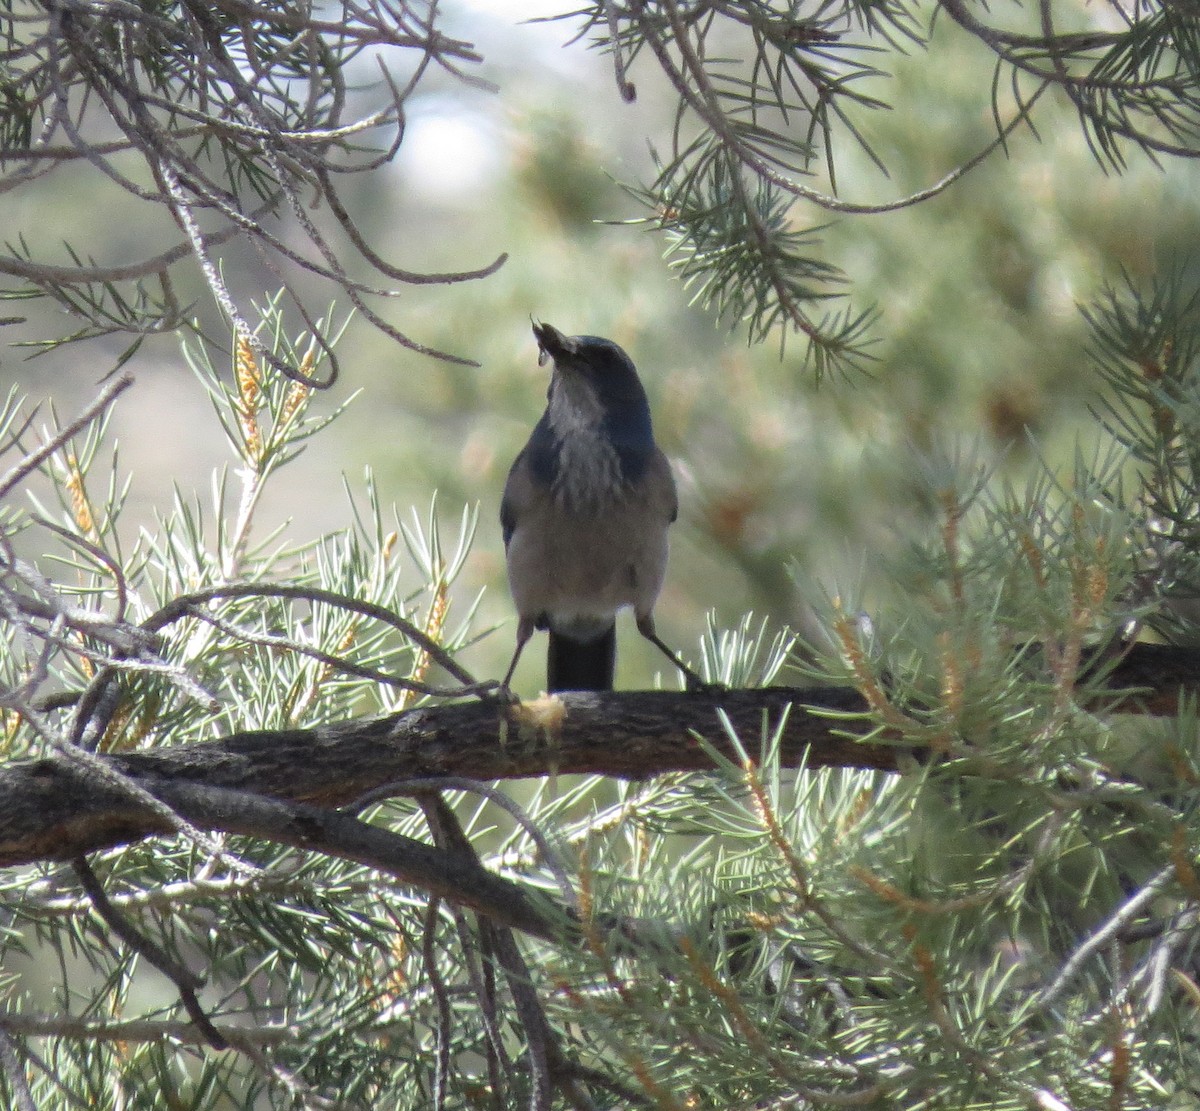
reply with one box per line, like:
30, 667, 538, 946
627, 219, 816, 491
4, 1, 1200, 1107
561, 0, 1200, 374
626, 159, 878, 374
0, 308, 490, 1105
6, 0, 1200, 378
5, 274, 1200, 1106
1085, 270, 1200, 639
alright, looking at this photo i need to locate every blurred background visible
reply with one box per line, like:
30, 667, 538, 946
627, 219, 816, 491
6, 0, 1200, 692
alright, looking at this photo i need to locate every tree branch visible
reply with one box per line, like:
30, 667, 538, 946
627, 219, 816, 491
0, 640, 1189, 874
0, 1010, 295, 1048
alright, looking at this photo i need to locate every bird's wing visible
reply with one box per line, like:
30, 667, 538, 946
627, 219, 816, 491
500, 447, 535, 549
646, 446, 679, 525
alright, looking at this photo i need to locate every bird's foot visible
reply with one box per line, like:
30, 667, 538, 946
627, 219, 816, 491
492, 683, 524, 707
681, 669, 723, 695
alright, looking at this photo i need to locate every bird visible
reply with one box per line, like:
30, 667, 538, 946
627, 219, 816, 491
499, 321, 705, 694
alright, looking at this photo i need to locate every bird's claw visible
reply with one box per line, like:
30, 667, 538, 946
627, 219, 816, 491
492, 683, 524, 707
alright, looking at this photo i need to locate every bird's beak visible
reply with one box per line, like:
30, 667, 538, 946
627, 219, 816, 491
532, 321, 577, 367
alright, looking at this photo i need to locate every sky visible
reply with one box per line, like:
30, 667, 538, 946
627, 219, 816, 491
393, 2, 616, 199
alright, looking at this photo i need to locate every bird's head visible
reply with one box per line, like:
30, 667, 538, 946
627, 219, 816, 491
532, 321, 649, 413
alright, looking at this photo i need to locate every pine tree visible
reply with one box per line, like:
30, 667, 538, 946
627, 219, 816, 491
3, 2, 1200, 1108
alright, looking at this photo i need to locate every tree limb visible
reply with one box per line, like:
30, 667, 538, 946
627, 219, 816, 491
0, 640, 1188, 874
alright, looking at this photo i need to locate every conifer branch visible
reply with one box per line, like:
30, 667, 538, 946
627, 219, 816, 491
0, 640, 1189, 875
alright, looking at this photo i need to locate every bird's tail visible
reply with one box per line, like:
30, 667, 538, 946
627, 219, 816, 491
547, 625, 615, 692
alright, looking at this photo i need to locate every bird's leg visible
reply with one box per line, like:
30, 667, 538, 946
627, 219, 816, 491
498, 617, 535, 699
636, 613, 710, 692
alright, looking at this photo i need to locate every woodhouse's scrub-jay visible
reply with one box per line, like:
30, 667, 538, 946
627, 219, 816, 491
499, 322, 703, 693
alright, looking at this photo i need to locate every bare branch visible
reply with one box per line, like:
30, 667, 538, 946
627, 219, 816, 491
0, 1010, 295, 1048
0, 0, 502, 362
0, 639, 1191, 873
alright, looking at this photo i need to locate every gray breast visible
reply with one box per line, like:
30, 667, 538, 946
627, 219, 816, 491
552, 430, 625, 515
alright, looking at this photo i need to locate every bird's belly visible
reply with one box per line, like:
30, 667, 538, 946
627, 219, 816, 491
506, 501, 668, 633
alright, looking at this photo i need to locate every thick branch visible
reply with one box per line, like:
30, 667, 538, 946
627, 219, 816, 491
0, 641, 1188, 871
0, 686, 876, 870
